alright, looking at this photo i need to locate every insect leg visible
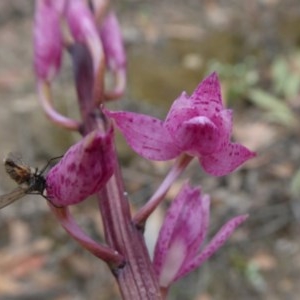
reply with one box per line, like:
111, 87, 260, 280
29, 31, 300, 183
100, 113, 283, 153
39, 155, 64, 174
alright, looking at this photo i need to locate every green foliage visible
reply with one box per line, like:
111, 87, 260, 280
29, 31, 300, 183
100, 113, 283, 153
245, 262, 266, 291
208, 52, 300, 127
271, 53, 300, 99
248, 89, 296, 127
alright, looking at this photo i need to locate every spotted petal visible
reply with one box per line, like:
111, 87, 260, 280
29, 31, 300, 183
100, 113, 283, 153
107, 110, 181, 160
200, 142, 256, 176
153, 184, 211, 287
46, 129, 115, 206
175, 215, 248, 281
190, 72, 224, 117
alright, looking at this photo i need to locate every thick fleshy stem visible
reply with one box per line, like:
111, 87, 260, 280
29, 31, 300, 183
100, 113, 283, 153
71, 42, 162, 299
98, 156, 162, 299
133, 154, 193, 229
37, 80, 80, 131
85, 35, 106, 107
48, 203, 125, 268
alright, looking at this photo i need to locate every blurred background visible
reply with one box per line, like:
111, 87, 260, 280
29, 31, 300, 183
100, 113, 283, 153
0, 0, 300, 299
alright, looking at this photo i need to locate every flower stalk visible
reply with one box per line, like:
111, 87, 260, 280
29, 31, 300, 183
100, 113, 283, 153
48, 204, 124, 267
133, 154, 193, 229
98, 162, 162, 298
37, 75, 80, 131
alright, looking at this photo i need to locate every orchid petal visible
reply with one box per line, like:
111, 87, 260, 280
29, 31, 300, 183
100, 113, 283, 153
200, 143, 256, 176
158, 239, 187, 288
190, 72, 224, 117
184, 194, 210, 264
34, 0, 63, 81
171, 188, 206, 257
153, 184, 196, 275
99, 11, 126, 71
181, 110, 233, 156
165, 92, 198, 129
210, 109, 233, 145
178, 116, 219, 155
46, 129, 115, 206
65, 0, 98, 43
153, 184, 211, 287
175, 214, 248, 281
107, 110, 181, 160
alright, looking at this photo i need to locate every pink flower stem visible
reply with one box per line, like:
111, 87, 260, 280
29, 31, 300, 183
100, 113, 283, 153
48, 203, 124, 267
133, 154, 193, 229
97, 157, 162, 299
86, 36, 106, 107
71, 43, 162, 299
37, 80, 81, 131
104, 68, 126, 101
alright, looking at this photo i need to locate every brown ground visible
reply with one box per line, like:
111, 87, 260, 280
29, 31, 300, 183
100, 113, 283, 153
0, 1, 300, 299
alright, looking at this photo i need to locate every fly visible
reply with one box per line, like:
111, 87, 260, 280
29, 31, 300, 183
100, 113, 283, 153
0, 153, 61, 210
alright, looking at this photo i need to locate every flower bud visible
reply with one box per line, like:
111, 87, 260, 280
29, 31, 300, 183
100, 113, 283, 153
33, 0, 63, 81
65, 0, 98, 43
99, 11, 126, 72
153, 183, 247, 287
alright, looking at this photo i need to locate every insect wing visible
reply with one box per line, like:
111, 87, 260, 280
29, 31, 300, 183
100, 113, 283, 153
4, 152, 32, 185
0, 187, 27, 209
5, 152, 25, 164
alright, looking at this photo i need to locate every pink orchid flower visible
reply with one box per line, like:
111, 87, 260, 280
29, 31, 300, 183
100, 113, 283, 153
106, 72, 255, 176
46, 129, 115, 206
153, 183, 247, 288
